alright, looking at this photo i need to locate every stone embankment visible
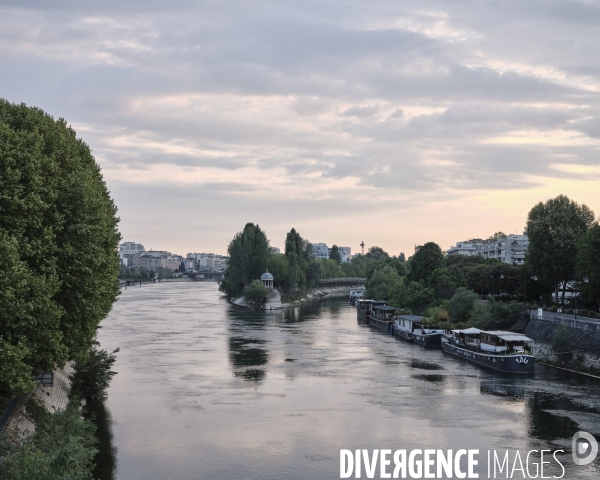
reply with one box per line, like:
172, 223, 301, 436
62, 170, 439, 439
231, 284, 364, 310
4, 363, 74, 440
524, 316, 600, 353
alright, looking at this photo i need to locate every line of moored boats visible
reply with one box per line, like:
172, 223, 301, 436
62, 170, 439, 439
352, 294, 535, 374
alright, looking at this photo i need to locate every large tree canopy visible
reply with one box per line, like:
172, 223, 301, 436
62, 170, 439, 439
526, 195, 595, 303
407, 242, 445, 284
577, 223, 600, 309
0, 100, 121, 395
220, 222, 270, 298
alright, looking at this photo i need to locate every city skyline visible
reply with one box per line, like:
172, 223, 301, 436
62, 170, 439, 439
2, 1, 599, 256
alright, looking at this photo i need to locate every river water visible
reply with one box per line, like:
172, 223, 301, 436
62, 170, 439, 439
97, 282, 600, 479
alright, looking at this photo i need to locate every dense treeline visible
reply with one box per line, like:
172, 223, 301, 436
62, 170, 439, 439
365, 195, 600, 329
0, 100, 121, 396
219, 224, 382, 301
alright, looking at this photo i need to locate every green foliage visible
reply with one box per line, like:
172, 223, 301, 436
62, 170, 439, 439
365, 246, 389, 261
0, 401, 97, 480
469, 301, 491, 330
72, 347, 119, 400
426, 267, 458, 300
220, 223, 270, 298
244, 279, 270, 307
267, 254, 288, 291
319, 258, 343, 279
526, 195, 595, 303
551, 325, 572, 357
0, 100, 121, 396
465, 263, 521, 295
398, 252, 406, 263
577, 223, 600, 308
366, 266, 401, 301
486, 232, 506, 242
390, 280, 434, 314
448, 287, 479, 323
407, 242, 445, 284
329, 244, 342, 264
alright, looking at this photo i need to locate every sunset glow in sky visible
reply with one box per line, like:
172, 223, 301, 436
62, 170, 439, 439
2, 1, 599, 255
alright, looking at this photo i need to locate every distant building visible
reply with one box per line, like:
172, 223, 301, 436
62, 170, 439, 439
186, 252, 229, 272
447, 242, 481, 256
311, 243, 329, 259
338, 247, 352, 263
446, 234, 529, 265
161, 256, 181, 271
119, 242, 145, 255
477, 234, 528, 265
270, 247, 281, 254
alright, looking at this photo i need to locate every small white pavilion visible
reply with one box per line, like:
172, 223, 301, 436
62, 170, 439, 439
260, 270, 274, 289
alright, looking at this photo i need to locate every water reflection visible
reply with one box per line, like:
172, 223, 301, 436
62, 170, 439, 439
86, 398, 117, 480
97, 283, 600, 480
228, 337, 269, 383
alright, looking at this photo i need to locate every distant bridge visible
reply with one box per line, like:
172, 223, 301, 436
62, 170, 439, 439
317, 277, 366, 286
184, 271, 223, 281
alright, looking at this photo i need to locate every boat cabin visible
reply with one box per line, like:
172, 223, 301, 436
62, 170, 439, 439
480, 331, 534, 354
448, 327, 482, 347
394, 315, 425, 333
371, 305, 397, 321
357, 299, 386, 317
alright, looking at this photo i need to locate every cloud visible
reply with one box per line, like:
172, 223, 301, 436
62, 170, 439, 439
1, 0, 600, 254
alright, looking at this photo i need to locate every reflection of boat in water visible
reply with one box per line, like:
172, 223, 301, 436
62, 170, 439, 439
392, 315, 444, 348
441, 328, 535, 374
480, 380, 526, 399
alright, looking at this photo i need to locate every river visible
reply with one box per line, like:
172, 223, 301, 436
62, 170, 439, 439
96, 282, 600, 479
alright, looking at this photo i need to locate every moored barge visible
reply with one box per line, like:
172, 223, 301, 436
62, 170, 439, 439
356, 299, 387, 323
392, 315, 444, 348
441, 328, 535, 374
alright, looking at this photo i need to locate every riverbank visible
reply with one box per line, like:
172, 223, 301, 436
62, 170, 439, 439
3, 363, 74, 440
230, 284, 364, 310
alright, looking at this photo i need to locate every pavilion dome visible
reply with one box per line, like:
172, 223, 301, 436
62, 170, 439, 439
260, 271, 274, 281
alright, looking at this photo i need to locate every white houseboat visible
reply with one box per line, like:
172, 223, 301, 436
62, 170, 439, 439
392, 315, 445, 348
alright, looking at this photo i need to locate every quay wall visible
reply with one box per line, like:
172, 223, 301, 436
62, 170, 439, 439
4, 363, 74, 440
524, 317, 600, 354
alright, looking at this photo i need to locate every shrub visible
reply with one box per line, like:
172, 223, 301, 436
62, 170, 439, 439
244, 280, 269, 307
469, 301, 491, 330
0, 400, 97, 480
448, 288, 479, 323
580, 309, 589, 317
549, 305, 558, 313
552, 325, 572, 363
566, 308, 574, 315
72, 347, 119, 400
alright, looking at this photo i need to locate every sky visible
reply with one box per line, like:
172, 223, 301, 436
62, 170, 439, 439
1, 0, 599, 256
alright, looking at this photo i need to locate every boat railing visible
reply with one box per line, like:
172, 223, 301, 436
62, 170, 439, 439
444, 337, 534, 356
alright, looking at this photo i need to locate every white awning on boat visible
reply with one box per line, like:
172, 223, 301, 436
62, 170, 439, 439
458, 327, 482, 335
483, 331, 533, 342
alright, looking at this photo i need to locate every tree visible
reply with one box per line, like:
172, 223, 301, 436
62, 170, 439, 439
526, 195, 595, 304
486, 232, 506, 242
329, 244, 342, 264
402, 281, 434, 313
399, 252, 406, 263
220, 223, 270, 298
577, 223, 600, 310
365, 246, 389, 261
267, 254, 288, 291
244, 280, 270, 308
366, 266, 401, 302
285, 228, 304, 294
407, 242, 445, 284
448, 287, 479, 323
427, 267, 459, 300
469, 301, 491, 330
551, 325, 572, 365
0, 100, 121, 396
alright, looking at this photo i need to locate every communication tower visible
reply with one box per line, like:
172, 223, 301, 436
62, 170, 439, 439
360, 241, 365, 255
